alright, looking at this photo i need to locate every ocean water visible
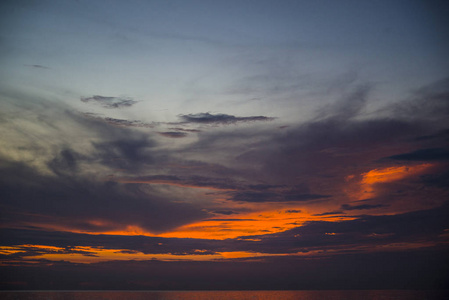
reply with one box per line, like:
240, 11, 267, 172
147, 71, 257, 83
0, 290, 447, 300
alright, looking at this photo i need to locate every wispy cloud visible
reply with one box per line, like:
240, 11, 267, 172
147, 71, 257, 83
81, 95, 139, 108
158, 131, 188, 138
387, 148, 449, 161
340, 203, 387, 211
24, 64, 51, 69
178, 112, 274, 124
228, 191, 330, 203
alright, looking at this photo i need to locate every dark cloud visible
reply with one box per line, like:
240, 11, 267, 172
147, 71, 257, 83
118, 175, 240, 191
0, 228, 222, 256
340, 204, 387, 211
234, 201, 449, 255
2, 202, 449, 290
228, 191, 329, 203
2, 201, 448, 258
0, 244, 98, 261
228, 80, 449, 192
0, 158, 207, 234
313, 211, 345, 216
91, 137, 156, 170
82, 114, 160, 129
24, 64, 50, 69
157, 131, 188, 138
47, 149, 81, 174
102, 117, 158, 128
414, 129, 449, 141
178, 112, 274, 124
81, 95, 139, 108
387, 148, 449, 161
212, 210, 237, 215
168, 127, 202, 133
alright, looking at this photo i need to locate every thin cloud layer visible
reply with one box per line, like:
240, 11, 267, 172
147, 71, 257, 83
178, 112, 274, 124
81, 95, 139, 108
158, 131, 188, 138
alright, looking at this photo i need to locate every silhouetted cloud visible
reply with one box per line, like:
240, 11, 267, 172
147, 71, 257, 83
158, 131, 188, 138
340, 204, 387, 211
212, 210, 238, 215
82, 114, 159, 128
0, 157, 207, 234
178, 112, 274, 124
81, 95, 139, 108
103, 117, 158, 128
168, 127, 202, 133
387, 148, 449, 161
313, 211, 345, 216
228, 191, 329, 203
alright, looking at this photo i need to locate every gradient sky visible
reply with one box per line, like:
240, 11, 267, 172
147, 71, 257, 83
1, 0, 449, 290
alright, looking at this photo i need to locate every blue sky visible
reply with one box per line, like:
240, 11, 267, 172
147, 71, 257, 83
2, 0, 448, 123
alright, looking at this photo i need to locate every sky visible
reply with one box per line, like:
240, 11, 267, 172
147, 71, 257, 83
1, 0, 449, 290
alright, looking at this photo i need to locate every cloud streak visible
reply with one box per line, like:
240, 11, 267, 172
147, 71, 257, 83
178, 113, 274, 124
81, 95, 139, 108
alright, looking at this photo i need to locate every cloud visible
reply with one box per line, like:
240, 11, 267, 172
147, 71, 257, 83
178, 112, 274, 124
80, 95, 139, 108
91, 137, 156, 171
157, 131, 188, 138
2, 200, 448, 258
1, 78, 449, 289
102, 117, 158, 128
168, 128, 202, 133
387, 148, 449, 161
388, 76, 449, 122
340, 204, 386, 211
0, 158, 207, 234
117, 175, 239, 191
227, 191, 330, 203
82, 114, 160, 129
313, 211, 345, 216
315, 84, 370, 121
234, 201, 449, 255
212, 210, 238, 215
24, 64, 50, 69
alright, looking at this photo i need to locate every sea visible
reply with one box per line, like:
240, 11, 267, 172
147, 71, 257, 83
0, 290, 447, 300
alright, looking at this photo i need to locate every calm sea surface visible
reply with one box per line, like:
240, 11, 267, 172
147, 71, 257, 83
0, 290, 447, 300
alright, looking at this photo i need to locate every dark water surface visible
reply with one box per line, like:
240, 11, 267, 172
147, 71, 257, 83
0, 290, 447, 300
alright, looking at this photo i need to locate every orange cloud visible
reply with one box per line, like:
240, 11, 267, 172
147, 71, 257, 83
356, 163, 433, 200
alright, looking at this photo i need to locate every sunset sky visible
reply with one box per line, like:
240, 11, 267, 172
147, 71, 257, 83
1, 0, 449, 290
